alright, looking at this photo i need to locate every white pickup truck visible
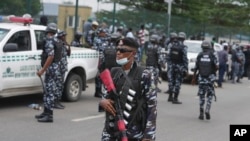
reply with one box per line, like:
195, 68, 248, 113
0, 16, 99, 101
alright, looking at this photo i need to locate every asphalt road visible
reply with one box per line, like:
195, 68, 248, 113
0, 78, 249, 141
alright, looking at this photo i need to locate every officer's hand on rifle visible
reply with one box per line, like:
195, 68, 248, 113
100, 99, 116, 116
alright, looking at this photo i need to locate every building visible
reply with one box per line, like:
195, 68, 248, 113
40, 2, 92, 44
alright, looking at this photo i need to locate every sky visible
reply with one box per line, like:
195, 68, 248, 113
42, 0, 117, 12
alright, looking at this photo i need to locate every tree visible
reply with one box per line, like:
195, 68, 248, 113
0, 0, 41, 16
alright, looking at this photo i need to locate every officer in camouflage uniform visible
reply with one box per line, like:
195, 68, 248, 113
167, 32, 188, 104
70, 31, 83, 47
54, 31, 71, 109
86, 21, 99, 47
93, 28, 111, 97
192, 40, 218, 120
146, 34, 165, 93
231, 45, 245, 83
36, 23, 62, 122
99, 37, 157, 141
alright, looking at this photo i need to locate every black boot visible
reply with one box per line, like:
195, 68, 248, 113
167, 93, 173, 102
198, 108, 204, 120
37, 109, 53, 122
35, 107, 47, 119
54, 100, 65, 109
205, 112, 210, 120
172, 93, 182, 104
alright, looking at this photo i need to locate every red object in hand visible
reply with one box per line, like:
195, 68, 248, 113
100, 69, 115, 92
117, 119, 126, 131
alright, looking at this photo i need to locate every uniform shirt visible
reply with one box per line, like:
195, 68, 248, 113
86, 29, 98, 46
167, 41, 188, 72
60, 42, 69, 73
44, 37, 60, 76
102, 63, 157, 140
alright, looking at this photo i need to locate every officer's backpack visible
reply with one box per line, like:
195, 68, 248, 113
197, 51, 215, 77
146, 46, 158, 67
169, 43, 183, 63
103, 47, 117, 70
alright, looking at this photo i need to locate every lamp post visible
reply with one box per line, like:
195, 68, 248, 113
112, 1, 117, 33
165, 0, 172, 36
74, 0, 79, 36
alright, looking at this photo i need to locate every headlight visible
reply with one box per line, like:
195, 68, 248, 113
189, 58, 196, 63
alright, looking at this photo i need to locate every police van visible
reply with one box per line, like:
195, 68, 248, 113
0, 15, 99, 101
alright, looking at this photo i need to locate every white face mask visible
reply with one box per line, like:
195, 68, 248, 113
116, 57, 129, 66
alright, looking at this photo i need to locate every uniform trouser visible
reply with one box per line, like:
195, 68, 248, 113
95, 70, 103, 94
44, 73, 58, 110
198, 83, 214, 113
168, 66, 183, 94
55, 72, 65, 101
101, 128, 142, 141
232, 62, 241, 81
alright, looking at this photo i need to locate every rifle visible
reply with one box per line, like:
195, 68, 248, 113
100, 69, 128, 141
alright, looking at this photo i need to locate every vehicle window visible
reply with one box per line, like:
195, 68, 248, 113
6, 30, 31, 51
185, 42, 202, 53
0, 28, 9, 42
35, 30, 46, 50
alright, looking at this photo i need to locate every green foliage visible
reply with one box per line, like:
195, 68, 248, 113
0, 0, 41, 16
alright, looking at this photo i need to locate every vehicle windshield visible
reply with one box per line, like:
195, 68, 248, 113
0, 28, 9, 42
184, 42, 202, 53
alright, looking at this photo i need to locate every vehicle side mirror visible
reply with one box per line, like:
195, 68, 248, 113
3, 43, 18, 52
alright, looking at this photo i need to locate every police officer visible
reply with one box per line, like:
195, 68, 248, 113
99, 37, 157, 141
36, 23, 62, 122
146, 34, 165, 93
192, 40, 218, 120
71, 31, 83, 47
55, 31, 71, 109
231, 44, 245, 83
93, 28, 111, 98
166, 32, 188, 104
86, 21, 99, 47
178, 32, 186, 45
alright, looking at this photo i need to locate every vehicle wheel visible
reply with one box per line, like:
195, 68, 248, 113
63, 73, 83, 102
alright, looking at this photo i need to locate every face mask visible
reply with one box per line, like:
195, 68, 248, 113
116, 57, 129, 66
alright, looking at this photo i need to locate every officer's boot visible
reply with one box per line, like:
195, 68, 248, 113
54, 99, 65, 109
37, 109, 53, 122
172, 93, 182, 104
35, 107, 47, 119
205, 111, 210, 120
198, 108, 204, 120
167, 92, 173, 102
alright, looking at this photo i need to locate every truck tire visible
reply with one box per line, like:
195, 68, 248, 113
63, 73, 83, 102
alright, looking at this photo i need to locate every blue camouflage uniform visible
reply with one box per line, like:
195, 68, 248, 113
101, 63, 157, 141
146, 41, 165, 92
93, 29, 111, 97
167, 41, 188, 103
231, 47, 245, 83
55, 40, 69, 101
43, 37, 61, 110
194, 46, 218, 120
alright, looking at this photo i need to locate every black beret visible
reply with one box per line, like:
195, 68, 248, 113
118, 37, 139, 49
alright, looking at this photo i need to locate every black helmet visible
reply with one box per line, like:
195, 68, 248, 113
57, 31, 67, 37
75, 31, 82, 38
178, 32, 186, 39
150, 34, 159, 43
46, 23, 57, 34
170, 32, 177, 39
201, 40, 212, 49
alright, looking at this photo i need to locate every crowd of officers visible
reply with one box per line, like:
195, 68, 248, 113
37, 17, 249, 140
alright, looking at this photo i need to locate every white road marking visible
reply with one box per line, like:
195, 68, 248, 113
71, 114, 104, 122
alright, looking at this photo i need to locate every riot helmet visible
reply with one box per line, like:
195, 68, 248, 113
150, 34, 159, 44
170, 32, 178, 42
201, 40, 212, 50
178, 32, 186, 40
46, 23, 57, 34
57, 31, 67, 37
74, 32, 82, 40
